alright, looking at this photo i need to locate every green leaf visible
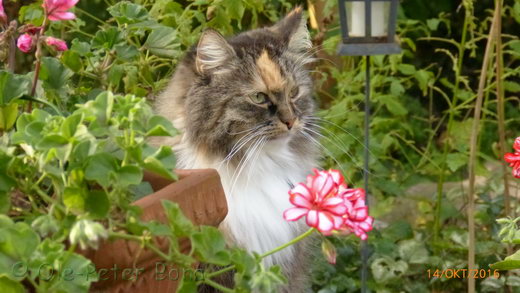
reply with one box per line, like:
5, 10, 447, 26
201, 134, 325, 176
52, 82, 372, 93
115, 44, 140, 61
146, 115, 178, 137
250, 265, 287, 292
0, 192, 9, 214
161, 200, 193, 237
397, 239, 429, 264
71, 39, 91, 56
39, 57, 73, 91
0, 153, 14, 194
50, 253, 96, 292
143, 146, 177, 180
177, 278, 198, 293
61, 50, 83, 72
61, 114, 83, 139
77, 91, 114, 125
513, 2, 520, 24
85, 190, 110, 219
92, 27, 124, 50
504, 81, 520, 93
378, 95, 408, 116
426, 18, 441, 31
414, 70, 432, 95
397, 64, 416, 75
108, 65, 125, 90
144, 26, 180, 58
116, 165, 143, 187
371, 257, 408, 283
0, 103, 19, 131
191, 226, 231, 266
382, 220, 413, 242
0, 276, 24, 293
0, 71, 30, 105
36, 134, 69, 150
225, 0, 245, 20
446, 152, 468, 172
108, 2, 150, 24
63, 187, 85, 214
390, 80, 405, 96
85, 153, 118, 188
0, 219, 40, 261
492, 250, 520, 270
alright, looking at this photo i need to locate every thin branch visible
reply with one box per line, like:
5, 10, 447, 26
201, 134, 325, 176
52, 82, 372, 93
467, 2, 500, 292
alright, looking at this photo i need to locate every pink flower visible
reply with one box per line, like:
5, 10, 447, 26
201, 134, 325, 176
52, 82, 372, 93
504, 137, 520, 179
0, 0, 7, 25
283, 169, 373, 240
43, 0, 79, 21
45, 37, 68, 51
17, 33, 35, 53
338, 186, 373, 240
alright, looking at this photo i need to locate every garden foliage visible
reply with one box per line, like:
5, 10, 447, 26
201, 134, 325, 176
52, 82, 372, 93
1, 0, 520, 292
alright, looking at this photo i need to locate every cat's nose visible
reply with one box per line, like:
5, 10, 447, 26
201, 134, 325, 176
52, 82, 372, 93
282, 117, 296, 130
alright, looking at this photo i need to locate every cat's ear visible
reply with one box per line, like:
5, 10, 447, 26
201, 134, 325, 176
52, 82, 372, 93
270, 7, 312, 56
196, 29, 235, 74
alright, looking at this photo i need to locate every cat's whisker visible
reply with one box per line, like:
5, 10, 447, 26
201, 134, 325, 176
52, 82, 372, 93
226, 123, 266, 135
306, 116, 378, 159
245, 136, 268, 191
300, 131, 346, 174
302, 125, 373, 176
223, 129, 267, 165
229, 136, 265, 196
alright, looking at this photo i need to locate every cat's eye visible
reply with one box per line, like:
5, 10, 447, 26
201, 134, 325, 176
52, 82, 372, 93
251, 92, 269, 104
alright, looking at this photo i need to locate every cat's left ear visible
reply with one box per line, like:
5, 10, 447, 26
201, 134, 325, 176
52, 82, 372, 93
196, 29, 236, 75
270, 7, 312, 56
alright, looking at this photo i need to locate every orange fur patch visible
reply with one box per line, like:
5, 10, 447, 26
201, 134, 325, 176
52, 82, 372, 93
256, 50, 286, 91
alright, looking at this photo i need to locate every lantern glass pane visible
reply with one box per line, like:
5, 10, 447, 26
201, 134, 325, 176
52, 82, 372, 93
347, 1, 390, 37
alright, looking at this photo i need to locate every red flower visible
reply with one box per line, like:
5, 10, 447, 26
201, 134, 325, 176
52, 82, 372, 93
284, 169, 373, 239
43, 0, 79, 21
17, 33, 35, 53
504, 137, 520, 179
0, 0, 7, 25
45, 37, 68, 51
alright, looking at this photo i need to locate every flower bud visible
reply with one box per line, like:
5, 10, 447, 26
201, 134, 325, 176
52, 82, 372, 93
69, 219, 108, 250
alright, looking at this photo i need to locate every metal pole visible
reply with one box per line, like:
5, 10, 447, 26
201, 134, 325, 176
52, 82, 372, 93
361, 54, 370, 293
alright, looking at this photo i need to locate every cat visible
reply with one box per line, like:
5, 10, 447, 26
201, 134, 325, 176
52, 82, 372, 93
154, 7, 320, 292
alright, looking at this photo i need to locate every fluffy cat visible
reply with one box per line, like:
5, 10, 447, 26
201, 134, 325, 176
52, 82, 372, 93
154, 7, 319, 291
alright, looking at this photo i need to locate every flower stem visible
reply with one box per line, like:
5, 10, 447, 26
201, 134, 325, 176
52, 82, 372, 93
260, 228, 315, 258
203, 279, 234, 293
28, 17, 48, 112
204, 228, 316, 280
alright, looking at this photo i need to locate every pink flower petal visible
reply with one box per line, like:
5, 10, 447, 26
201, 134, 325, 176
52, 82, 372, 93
328, 169, 343, 186
514, 137, 520, 152
290, 183, 313, 201
48, 11, 76, 21
289, 193, 313, 209
45, 37, 68, 51
17, 34, 34, 53
505, 153, 520, 163
306, 210, 319, 228
313, 172, 334, 199
316, 212, 334, 232
351, 207, 368, 221
283, 208, 309, 221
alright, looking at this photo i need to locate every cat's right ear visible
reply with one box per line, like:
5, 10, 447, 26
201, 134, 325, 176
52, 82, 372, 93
196, 29, 235, 75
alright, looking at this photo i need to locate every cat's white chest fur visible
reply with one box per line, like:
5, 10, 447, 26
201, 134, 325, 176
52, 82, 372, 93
176, 137, 314, 269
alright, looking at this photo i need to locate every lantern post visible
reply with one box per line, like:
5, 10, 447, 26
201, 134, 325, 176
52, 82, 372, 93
337, 1, 401, 291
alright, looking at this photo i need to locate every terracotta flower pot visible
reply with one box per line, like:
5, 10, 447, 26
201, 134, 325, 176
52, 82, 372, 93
82, 169, 228, 293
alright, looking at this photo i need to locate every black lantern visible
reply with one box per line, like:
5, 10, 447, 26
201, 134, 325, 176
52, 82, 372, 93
337, 0, 401, 56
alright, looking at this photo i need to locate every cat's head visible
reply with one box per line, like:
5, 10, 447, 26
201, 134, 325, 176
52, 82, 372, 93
181, 8, 316, 161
